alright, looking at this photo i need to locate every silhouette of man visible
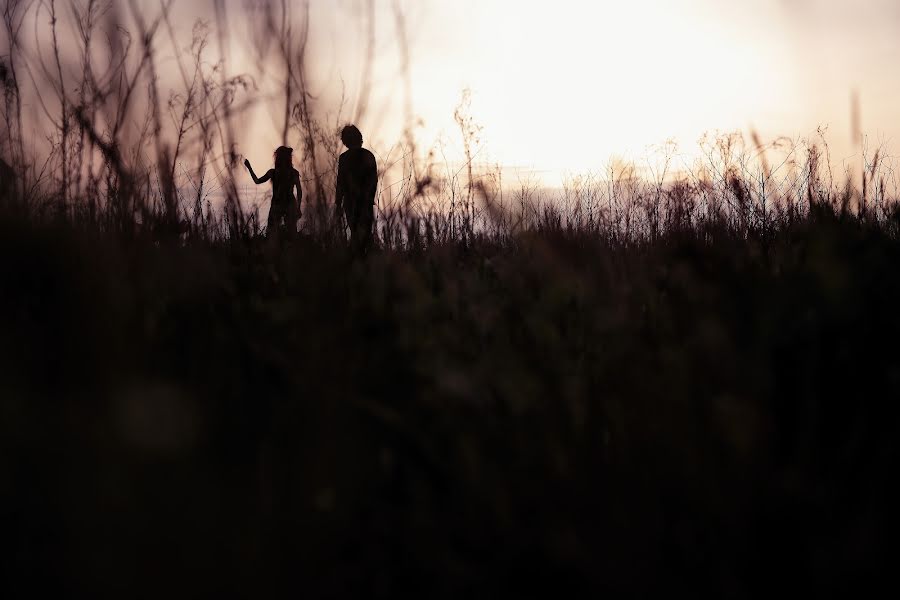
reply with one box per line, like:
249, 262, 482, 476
335, 125, 377, 254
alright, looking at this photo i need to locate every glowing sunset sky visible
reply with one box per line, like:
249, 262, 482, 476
11, 0, 900, 187
225, 0, 899, 185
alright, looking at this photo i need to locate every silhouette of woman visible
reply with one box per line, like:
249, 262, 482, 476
244, 146, 302, 235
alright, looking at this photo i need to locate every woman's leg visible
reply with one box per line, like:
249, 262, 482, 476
285, 200, 299, 235
267, 202, 285, 235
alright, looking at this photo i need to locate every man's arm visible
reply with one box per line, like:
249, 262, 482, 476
334, 156, 344, 213
365, 152, 378, 202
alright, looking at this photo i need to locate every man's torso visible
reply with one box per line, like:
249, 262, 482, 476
339, 148, 377, 205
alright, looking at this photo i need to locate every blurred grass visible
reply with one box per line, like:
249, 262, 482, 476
2, 206, 898, 598
3, 1, 898, 595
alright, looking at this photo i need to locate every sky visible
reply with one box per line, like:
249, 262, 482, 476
417, 0, 900, 183
311, 0, 900, 185
8, 0, 900, 188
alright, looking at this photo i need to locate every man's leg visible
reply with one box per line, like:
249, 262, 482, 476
345, 200, 361, 252
358, 206, 374, 255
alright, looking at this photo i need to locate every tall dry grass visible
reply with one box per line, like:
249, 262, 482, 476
2, 0, 899, 248
2, 3, 900, 598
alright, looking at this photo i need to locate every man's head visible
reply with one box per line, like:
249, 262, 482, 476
341, 125, 364, 149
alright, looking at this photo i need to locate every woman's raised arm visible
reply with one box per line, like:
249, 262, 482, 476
244, 159, 272, 185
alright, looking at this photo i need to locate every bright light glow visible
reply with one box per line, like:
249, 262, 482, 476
456, 0, 800, 177
218, 0, 900, 187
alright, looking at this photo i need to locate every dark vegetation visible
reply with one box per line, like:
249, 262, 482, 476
2, 1, 899, 597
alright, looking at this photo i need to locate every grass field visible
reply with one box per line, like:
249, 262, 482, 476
2, 0, 899, 595
3, 197, 899, 597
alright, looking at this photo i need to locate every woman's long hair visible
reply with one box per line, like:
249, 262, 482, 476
274, 146, 293, 171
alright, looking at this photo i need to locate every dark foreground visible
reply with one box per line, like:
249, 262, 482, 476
2, 213, 898, 598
